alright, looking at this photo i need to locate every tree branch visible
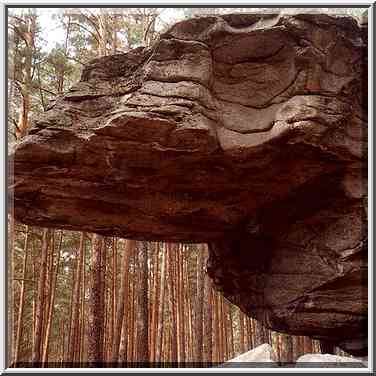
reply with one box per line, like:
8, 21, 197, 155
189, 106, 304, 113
143, 14, 158, 45
35, 86, 56, 96
69, 22, 100, 45
79, 10, 102, 40
14, 78, 57, 96
8, 24, 29, 46
9, 15, 27, 24
36, 65, 46, 110
83, 9, 102, 36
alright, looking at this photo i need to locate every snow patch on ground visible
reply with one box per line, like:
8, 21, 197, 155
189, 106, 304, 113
226, 344, 276, 363
296, 353, 366, 367
223, 345, 368, 368
297, 353, 363, 363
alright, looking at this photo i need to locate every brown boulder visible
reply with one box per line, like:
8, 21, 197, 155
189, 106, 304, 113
9, 14, 368, 355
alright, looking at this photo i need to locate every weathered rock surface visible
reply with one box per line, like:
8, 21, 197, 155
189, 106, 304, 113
9, 14, 368, 355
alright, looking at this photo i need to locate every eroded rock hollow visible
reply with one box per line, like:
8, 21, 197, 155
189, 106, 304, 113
9, 14, 368, 355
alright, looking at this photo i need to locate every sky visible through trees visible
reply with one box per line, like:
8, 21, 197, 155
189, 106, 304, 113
10, 7, 367, 52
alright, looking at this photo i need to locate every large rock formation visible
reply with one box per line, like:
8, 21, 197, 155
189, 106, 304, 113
9, 14, 368, 355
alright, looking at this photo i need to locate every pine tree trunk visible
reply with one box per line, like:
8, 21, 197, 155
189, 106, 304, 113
60, 319, 65, 365
303, 336, 313, 353
97, 11, 108, 57
76, 308, 82, 364
222, 300, 229, 360
183, 253, 192, 361
136, 242, 149, 363
112, 14, 118, 54
175, 246, 182, 363
299, 336, 305, 358
109, 238, 117, 360
245, 317, 250, 349
217, 292, 223, 362
66, 236, 78, 355
87, 234, 105, 365
80, 239, 86, 363
292, 336, 299, 361
128, 267, 135, 363
127, 246, 136, 363
203, 271, 212, 363
32, 229, 51, 365
155, 247, 166, 362
13, 226, 30, 365
32, 260, 36, 355
41, 234, 55, 360
254, 319, 266, 347
103, 246, 109, 361
111, 239, 134, 362
67, 233, 85, 364
42, 231, 63, 364
150, 243, 160, 363
194, 244, 205, 363
176, 245, 185, 363
16, 14, 36, 139
276, 334, 281, 362
8, 216, 15, 367
120, 241, 134, 363
239, 311, 245, 353
168, 245, 178, 362
228, 308, 235, 359
118, 320, 127, 362
217, 294, 224, 361
284, 335, 294, 363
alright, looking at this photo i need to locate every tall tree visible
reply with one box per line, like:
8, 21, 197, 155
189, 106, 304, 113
111, 239, 134, 362
167, 244, 178, 363
42, 231, 63, 364
239, 310, 245, 354
136, 242, 149, 363
87, 234, 105, 365
303, 336, 313, 354
13, 225, 30, 365
154, 245, 166, 362
203, 270, 213, 363
194, 244, 205, 363
67, 232, 85, 363
31, 229, 51, 365
79, 240, 87, 363
254, 319, 267, 347
9, 10, 37, 139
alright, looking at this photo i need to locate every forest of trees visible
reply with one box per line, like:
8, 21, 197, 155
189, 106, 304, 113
7, 7, 361, 367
